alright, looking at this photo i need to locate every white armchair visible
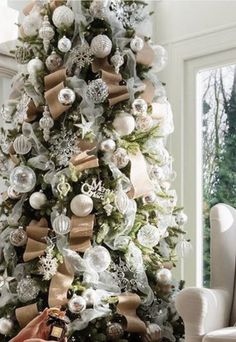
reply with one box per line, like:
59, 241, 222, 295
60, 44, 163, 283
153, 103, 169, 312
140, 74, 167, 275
176, 203, 236, 342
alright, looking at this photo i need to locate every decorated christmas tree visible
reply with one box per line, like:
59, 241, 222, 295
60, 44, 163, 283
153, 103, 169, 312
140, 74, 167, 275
0, 1, 188, 341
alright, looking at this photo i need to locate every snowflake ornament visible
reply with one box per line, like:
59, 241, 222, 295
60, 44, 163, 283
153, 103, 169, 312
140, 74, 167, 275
110, 0, 147, 29
110, 259, 138, 292
38, 246, 58, 281
67, 43, 93, 73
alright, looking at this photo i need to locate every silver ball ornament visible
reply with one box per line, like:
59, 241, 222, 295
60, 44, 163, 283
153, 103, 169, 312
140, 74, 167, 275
91, 34, 112, 58
10, 227, 27, 247
10, 166, 36, 193
70, 194, 93, 217
156, 268, 172, 285
46, 50, 63, 72
0, 318, 13, 336
111, 148, 129, 169
52, 5, 75, 29
27, 57, 44, 74
86, 78, 109, 104
100, 139, 116, 153
106, 323, 124, 340
17, 276, 40, 302
112, 112, 135, 136
142, 323, 161, 342
52, 214, 71, 235
58, 35, 72, 53
68, 295, 86, 314
13, 135, 32, 155
175, 212, 188, 226
130, 36, 144, 53
132, 98, 148, 115
29, 191, 47, 210
84, 246, 111, 272
58, 87, 76, 105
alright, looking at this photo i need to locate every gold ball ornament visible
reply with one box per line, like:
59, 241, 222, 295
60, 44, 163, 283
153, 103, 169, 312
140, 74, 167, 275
52, 5, 75, 29
70, 194, 93, 217
142, 323, 161, 342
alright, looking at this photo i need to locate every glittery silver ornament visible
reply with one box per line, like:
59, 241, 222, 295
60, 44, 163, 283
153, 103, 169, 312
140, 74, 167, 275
46, 50, 63, 72
175, 212, 188, 226
10, 227, 27, 247
29, 191, 47, 210
27, 57, 44, 75
13, 135, 32, 155
142, 323, 161, 342
58, 35, 72, 53
130, 36, 144, 52
84, 246, 111, 273
132, 98, 148, 115
90, 34, 112, 58
17, 276, 40, 302
58, 87, 76, 105
111, 48, 124, 74
39, 106, 54, 141
7, 186, 21, 200
52, 214, 71, 235
15, 44, 31, 64
86, 78, 109, 104
70, 194, 93, 217
112, 112, 135, 136
68, 295, 86, 314
100, 139, 116, 152
52, 5, 75, 29
0, 318, 13, 336
156, 268, 172, 285
39, 15, 55, 52
111, 148, 129, 169
10, 166, 36, 193
137, 224, 160, 248
106, 323, 124, 340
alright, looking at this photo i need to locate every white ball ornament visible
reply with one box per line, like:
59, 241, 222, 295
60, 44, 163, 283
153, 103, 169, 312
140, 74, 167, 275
90, 34, 112, 58
68, 295, 86, 314
29, 191, 47, 210
0, 317, 13, 336
100, 139, 116, 153
52, 214, 71, 235
112, 112, 135, 137
175, 212, 188, 226
58, 35, 72, 53
13, 135, 32, 155
156, 268, 172, 285
70, 194, 93, 217
27, 57, 44, 75
84, 246, 111, 272
130, 36, 144, 53
58, 87, 76, 105
52, 5, 75, 29
137, 224, 160, 248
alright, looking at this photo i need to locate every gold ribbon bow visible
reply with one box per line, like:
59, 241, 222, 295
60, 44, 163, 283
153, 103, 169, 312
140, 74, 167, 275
117, 293, 147, 333
44, 68, 69, 120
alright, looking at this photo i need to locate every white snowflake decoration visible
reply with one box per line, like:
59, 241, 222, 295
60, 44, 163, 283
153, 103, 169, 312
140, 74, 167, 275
110, 0, 147, 28
38, 247, 58, 281
110, 259, 138, 292
68, 43, 93, 72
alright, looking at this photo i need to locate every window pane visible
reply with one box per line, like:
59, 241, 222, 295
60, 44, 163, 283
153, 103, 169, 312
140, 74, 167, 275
198, 64, 236, 287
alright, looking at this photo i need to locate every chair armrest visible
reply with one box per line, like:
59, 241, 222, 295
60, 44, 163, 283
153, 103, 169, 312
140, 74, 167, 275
176, 287, 230, 341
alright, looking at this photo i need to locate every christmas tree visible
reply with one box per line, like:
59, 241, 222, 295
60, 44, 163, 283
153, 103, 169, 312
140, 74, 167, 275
0, 1, 188, 341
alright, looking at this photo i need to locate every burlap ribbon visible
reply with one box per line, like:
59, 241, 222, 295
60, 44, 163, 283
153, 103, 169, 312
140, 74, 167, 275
44, 69, 69, 120
69, 215, 94, 252
136, 41, 155, 67
15, 303, 39, 328
23, 0, 63, 15
25, 100, 42, 122
128, 148, 154, 199
70, 150, 99, 172
117, 293, 147, 333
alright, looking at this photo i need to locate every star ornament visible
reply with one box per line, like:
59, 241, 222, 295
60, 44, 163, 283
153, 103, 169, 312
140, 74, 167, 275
0, 270, 15, 290
74, 115, 94, 139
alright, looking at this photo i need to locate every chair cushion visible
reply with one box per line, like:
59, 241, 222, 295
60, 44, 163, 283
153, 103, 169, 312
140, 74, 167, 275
203, 327, 236, 341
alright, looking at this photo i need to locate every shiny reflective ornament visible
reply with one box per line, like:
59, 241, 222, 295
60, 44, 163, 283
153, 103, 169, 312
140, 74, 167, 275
153, 45, 168, 72
84, 246, 111, 272
15, 44, 31, 64
0, 318, 13, 336
112, 112, 135, 136
176, 239, 192, 258
130, 36, 144, 52
10, 166, 36, 193
58, 35, 72, 53
52, 214, 71, 235
143, 191, 156, 204
142, 323, 161, 342
100, 139, 116, 153
132, 98, 148, 115
111, 48, 124, 74
106, 322, 124, 340
136, 114, 153, 132
82, 288, 98, 307
70, 194, 93, 217
137, 224, 160, 248
90, 34, 112, 58
17, 276, 40, 302
29, 191, 47, 210
58, 87, 76, 105
90, 0, 109, 18
46, 50, 63, 72
175, 212, 188, 226
86, 78, 109, 104
111, 148, 129, 169
13, 135, 32, 155
115, 188, 129, 214
7, 186, 21, 200
68, 295, 86, 314
39, 15, 55, 52
9, 227, 27, 247
39, 106, 54, 141
156, 268, 172, 285
27, 57, 44, 75
52, 5, 75, 29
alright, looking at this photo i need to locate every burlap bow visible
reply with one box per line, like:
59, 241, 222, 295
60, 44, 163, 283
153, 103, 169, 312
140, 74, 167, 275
70, 150, 99, 172
117, 293, 147, 333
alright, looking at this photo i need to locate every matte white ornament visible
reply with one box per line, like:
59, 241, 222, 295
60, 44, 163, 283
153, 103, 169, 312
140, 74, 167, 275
0, 318, 13, 336
136, 114, 153, 132
112, 112, 135, 136
52, 5, 75, 29
111, 148, 129, 169
10, 166, 36, 193
100, 139, 116, 152
137, 224, 160, 248
52, 214, 71, 235
90, 34, 112, 58
68, 295, 86, 314
130, 36, 144, 53
132, 98, 148, 115
46, 50, 63, 72
27, 57, 44, 75
156, 268, 172, 285
58, 87, 76, 105
70, 194, 93, 217
29, 191, 47, 210
84, 246, 111, 272
142, 323, 161, 342
39, 15, 55, 52
58, 35, 72, 53
13, 135, 32, 155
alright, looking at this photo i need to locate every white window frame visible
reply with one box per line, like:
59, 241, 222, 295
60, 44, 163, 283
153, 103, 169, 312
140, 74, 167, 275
161, 24, 236, 287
